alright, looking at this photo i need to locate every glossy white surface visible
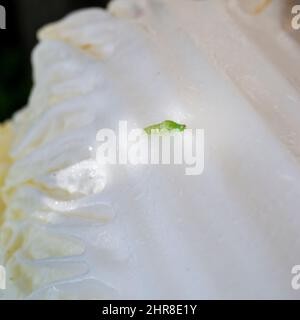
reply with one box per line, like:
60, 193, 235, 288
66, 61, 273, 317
1, 0, 300, 299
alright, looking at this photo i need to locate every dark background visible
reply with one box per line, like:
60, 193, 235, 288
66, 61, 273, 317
0, 0, 110, 122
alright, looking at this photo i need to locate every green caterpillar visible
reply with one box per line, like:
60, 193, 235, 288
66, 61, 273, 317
144, 120, 186, 135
